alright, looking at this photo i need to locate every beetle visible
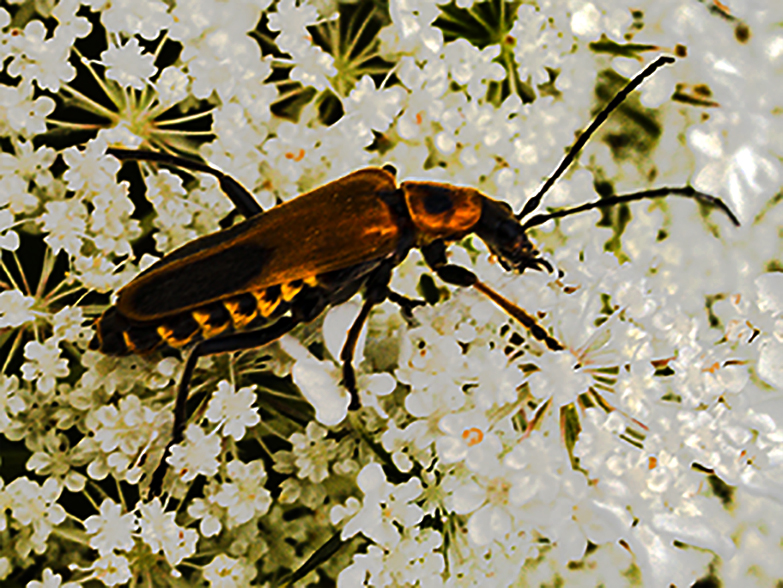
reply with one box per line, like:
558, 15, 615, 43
89, 55, 739, 497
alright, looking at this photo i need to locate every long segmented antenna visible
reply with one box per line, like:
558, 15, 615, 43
522, 186, 740, 229
516, 55, 675, 221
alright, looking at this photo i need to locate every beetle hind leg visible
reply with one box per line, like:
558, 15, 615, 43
148, 316, 300, 498
106, 147, 264, 219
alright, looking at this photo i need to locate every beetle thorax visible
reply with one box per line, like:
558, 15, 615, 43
401, 181, 484, 241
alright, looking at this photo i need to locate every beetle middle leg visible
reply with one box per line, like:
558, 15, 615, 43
421, 241, 564, 351
148, 315, 301, 498
339, 263, 397, 410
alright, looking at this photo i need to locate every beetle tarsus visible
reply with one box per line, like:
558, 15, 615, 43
387, 290, 426, 320
342, 363, 361, 411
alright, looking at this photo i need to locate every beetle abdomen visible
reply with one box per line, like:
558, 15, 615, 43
89, 280, 307, 356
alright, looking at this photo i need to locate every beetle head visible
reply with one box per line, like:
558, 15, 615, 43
474, 197, 551, 273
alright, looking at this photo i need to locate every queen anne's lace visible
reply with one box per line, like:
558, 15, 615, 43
0, 0, 781, 585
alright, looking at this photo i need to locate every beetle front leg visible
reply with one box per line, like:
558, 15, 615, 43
421, 241, 564, 352
149, 316, 300, 498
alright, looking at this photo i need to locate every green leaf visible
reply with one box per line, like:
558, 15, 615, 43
278, 529, 352, 587
588, 35, 659, 58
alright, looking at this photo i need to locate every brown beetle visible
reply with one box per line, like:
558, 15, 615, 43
90, 56, 738, 496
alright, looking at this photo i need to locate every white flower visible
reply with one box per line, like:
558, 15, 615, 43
88, 553, 132, 586
26, 567, 80, 588
51, 0, 92, 42
509, 4, 572, 84
0, 140, 56, 186
213, 460, 272, 527
153, 66, 189, 107
137, 498, 198, 567
101, 0, 173, 40
280, 334, 350, 426
525, 350, 592, 407
7, 20, 76, 91
289, 353, 350, 426
758, 337, 783, 389
0, 376, 24, 433
381, 420, 414, 473
0, 290, 36, 328
0, 173, 38, 213
6, 477, 66, 555
187, 496, 223, 537
51, 306, 85, 344
83, 499, 136, 555
465, 345, 524, 409
61, 140, 120, 193
570, 3, 602, 38
167, 424, 221, 484
441, 39, 505, 100
41, 199, 87, 256
290, 44, 336, 91
89, 182, 139, 256
0, 82, 55, 137
267, 0, 319, 52
337, 545, 384, 588
21, 340, 69, 395
383, 0, 443, 56
99, 37, 157, 90
341, 463, 424, 548
204, 381, 260, 441
345, 76, 405, 133
203, 553, 256, 587
88, 394, 162, 482
287, 421, 337, 483
436, 409, 502, 472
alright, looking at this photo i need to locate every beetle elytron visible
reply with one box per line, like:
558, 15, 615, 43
89, 56, 739, 496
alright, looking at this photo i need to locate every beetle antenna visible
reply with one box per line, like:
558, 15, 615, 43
516, 55, 675, 221
521, 185, 740, 230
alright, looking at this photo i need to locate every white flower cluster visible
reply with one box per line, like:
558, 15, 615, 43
0, 0, 782, 586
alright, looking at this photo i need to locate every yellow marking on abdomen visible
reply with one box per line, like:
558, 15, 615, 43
255, 289, 281, 317
122, 331, 136, 353
225, 300, 257, 329
156, 325, 195, 349
280, 281, 303, 302
191, 309, 231, 339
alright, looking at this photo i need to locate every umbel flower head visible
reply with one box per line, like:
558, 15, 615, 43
1, 0, 782, 586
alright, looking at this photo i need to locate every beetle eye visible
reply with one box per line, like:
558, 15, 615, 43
497, 220, 522, 245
